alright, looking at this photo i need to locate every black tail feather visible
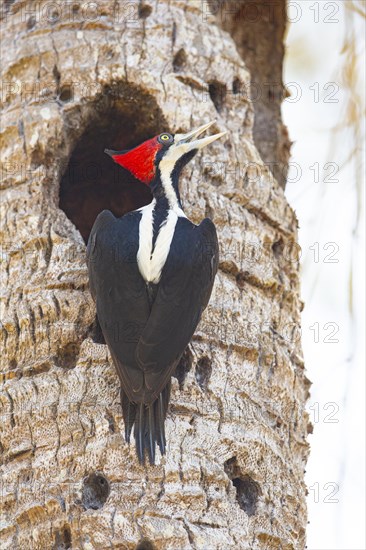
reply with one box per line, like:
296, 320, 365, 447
122, 382, 171, 465
135, 402, 145, 464
146, 404, 155, 465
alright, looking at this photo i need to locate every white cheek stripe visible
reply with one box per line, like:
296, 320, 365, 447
137, 202, 178, 284
159, 147, 188, 218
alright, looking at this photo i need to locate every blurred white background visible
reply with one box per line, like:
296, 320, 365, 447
283, 2, 365, 549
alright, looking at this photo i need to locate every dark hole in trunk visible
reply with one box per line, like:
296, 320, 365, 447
136, 539, 157, 550
59, 84, 166, 243
82, 472, 110, 510
224, 456, 261, 516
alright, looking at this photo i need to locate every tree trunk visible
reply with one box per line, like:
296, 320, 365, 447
1, 1, 309, 549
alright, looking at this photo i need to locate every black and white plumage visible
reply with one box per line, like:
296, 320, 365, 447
87, 122, 226, 464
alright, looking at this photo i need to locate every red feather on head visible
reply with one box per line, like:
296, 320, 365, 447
111, 136, 162, 185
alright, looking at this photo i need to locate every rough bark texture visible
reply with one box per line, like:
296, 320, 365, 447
1, 1, 309, 549
213, 0, 291, 188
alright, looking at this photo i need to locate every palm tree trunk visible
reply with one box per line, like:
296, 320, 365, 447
1, 1, 309, 548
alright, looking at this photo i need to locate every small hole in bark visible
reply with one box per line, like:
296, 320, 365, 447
173, 48, 187, 72
232, 77, 242, 94
272, 238, 284, 258
59, 86, 73, 103
208, 81, 227, 113
53, 65, 61, 87
174, 347, 193, 390
195, 356, 212, 391
82, 472, 110, 510
136, 539, 157, 550
224, 457, 261, 516
236, 271, 247, 289
232, 476, 261, 516
105, 411, 116, 433
138, 4, 152, 18
59, 83, 166, 243
54, 342, 80, 369
27, 16, 36, 29
53, 524, 72, 549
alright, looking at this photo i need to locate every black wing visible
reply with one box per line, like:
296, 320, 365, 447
87, 209, 150, 401
135, 217, 219, 400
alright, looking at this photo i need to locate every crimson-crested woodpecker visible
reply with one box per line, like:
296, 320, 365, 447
87, 121, 226, 464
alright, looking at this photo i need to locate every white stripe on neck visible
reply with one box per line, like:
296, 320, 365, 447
136, 200, 177, 284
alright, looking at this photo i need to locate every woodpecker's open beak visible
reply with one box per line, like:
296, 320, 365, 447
175, 121, 227, 152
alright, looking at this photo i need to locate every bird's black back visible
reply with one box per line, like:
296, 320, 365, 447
87, 207, 219, 462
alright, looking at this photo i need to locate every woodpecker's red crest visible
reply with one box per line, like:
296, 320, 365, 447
105, 122, 226, 186
105, 135, 162, 185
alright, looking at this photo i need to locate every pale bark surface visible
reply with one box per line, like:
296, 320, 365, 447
1, 1, 310, 549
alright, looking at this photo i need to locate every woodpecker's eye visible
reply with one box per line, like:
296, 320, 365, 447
158, 133, 173, 145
